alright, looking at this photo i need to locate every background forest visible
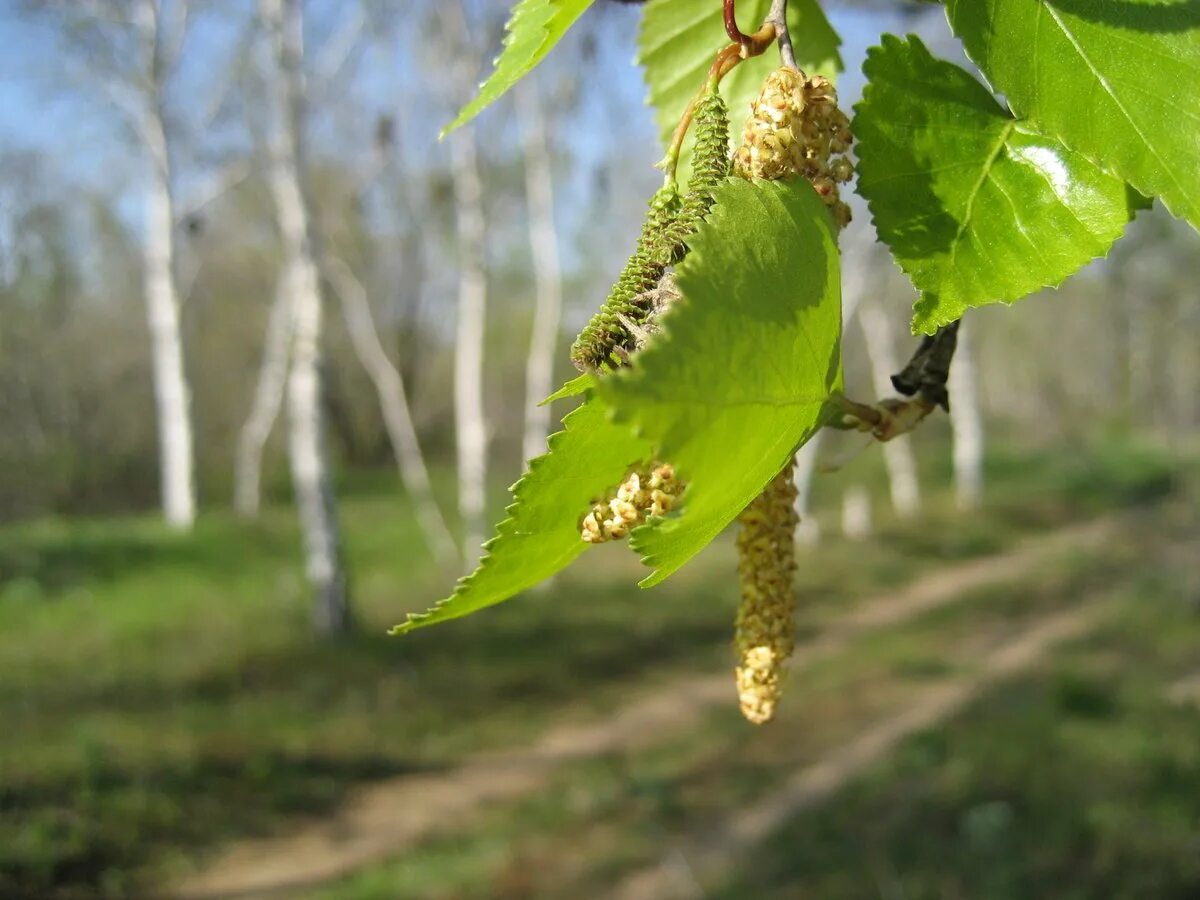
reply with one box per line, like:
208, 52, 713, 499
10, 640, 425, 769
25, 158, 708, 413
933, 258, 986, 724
1, 0, 1199, 898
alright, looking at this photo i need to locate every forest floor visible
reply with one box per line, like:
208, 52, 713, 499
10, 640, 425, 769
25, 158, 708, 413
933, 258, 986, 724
2, 436, 1197, 899
170, 517, 1120, 899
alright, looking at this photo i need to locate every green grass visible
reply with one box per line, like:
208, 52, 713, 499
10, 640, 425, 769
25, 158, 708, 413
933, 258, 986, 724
0, 437, 1187, 898
713, 565, 1200, 899
305, 446, 1197, 900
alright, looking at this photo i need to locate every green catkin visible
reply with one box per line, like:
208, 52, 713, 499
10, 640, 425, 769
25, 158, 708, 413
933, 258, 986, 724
658, 89, 732, 256
570, 88, 731, 371
568, 185, 681, 371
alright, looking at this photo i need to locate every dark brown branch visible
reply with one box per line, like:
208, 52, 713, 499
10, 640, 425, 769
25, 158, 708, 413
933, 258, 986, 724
890, 319, 961, 412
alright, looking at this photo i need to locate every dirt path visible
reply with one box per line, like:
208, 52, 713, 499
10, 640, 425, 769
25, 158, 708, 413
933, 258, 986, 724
167, 517, 1117, 900
610, 603, 1108, 900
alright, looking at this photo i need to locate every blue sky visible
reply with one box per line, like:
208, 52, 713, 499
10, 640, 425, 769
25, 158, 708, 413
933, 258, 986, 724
0, 2, 942, 177
0, 0, 952, 275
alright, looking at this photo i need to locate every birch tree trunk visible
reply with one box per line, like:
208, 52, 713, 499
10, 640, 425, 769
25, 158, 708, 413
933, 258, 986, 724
261, 0, 349, 634
233, 288, 291, 517
857, 296, 921, 518
440, 0, 491, 567
141, 113, 196, 529
792, 437, 823, 546
449, 112, 489, 566
949, 317, 984, 510
324, 256, 459, 567
516, 80, 564, 463
792, 220, 873, 543
134, 0, 196, 530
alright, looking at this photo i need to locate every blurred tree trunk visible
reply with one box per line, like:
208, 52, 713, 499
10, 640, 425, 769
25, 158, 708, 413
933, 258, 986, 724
141, 110, 196, 529
446, 0, 490, 565
792, 222, 873, 544
857, 296, 921, 518
450, 127, 488, 566
261, 0, 350, 635
134, 0, 196, 530
324, 256, 459, 567
234, 289, 291, 517
517, 79, 564, 463
949, 317, 984, 510
792, 437, 823, 546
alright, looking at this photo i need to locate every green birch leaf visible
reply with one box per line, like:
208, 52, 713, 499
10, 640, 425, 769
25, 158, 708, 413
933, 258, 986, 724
540, 373, 595, 405
391, 397, 651, 634
946, 0, 1200, 230
640, 0, 842, 183
598, 178, 842, 587
855, 35, 1136, 333
441, 0, 596, 138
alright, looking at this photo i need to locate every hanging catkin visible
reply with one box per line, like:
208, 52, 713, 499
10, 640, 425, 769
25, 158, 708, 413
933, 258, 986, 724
733, 461, 800, 724
732, 66, 854, 724
570, 87, 731, 371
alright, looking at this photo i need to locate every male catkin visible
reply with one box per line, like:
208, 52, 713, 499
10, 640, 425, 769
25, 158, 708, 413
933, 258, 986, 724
731, 66, 854, 724
734, 67, 854, 228
733, 461, 799, 724
569, 185, 681, 371
580, 463, 680, 543
570, 88, 730, 371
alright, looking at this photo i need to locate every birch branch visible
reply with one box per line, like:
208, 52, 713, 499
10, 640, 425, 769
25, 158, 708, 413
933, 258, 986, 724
323, 255, 460, 567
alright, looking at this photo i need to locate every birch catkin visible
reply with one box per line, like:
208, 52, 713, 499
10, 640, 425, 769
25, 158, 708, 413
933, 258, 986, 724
581, 463, 680, 543
733, 67, 854, 228
732, 66, 854, 723
734, 461, 800, 723
570, 88, 731, 371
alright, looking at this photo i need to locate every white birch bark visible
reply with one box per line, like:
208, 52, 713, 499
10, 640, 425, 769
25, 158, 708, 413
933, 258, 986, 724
441, 0, 490, 567
134, 0, 196, 530
857, 296, 921, 518
141, 113, 196, 529
841, 484, 873, 540
792, 436, 823, 547
792, 219, 873, 544
451, 127, 487, 564
324, 256, 459, 567
448, 115, 489, 566
261, 0, 349, 634
516, 80, 564, 463
948, 317, 984, 511
233, 286, 292, 517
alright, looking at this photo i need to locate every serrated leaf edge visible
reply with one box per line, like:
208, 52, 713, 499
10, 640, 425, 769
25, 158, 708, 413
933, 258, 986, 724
854, 34, 1137, 335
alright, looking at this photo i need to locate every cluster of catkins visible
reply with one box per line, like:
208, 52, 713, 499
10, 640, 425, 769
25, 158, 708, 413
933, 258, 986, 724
573, 64, 854, 726
733, 67, 854, 229
580, 464, 680, 543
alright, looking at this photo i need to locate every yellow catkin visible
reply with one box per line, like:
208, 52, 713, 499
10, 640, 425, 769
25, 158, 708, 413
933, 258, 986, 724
733, 461, 799, 724
726, 66, 851, 725
581, 463, 681, 544
733, 67, 854, 229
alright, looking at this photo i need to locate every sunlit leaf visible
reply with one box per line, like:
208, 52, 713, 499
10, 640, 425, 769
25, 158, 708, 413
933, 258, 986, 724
855, 35, 1136, 333
392, 397, 650, 634
947, 0, 1200, 230
599, 177, 842, 586
442, 0, 596, 137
